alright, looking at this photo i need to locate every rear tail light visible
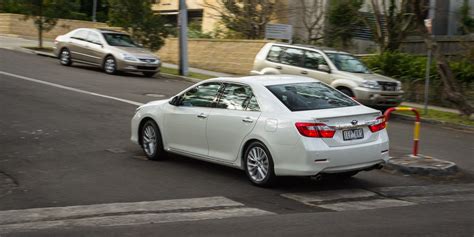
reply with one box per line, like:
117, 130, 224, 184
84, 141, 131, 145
295, 122, 335, 138
369, 116, 386, 133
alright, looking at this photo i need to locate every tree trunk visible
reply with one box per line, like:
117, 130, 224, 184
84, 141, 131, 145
428, 38, 474, 116
39, 19, 43, 48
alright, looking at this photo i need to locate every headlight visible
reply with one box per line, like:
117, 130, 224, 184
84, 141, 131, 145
360, 80, 381, 90
121, 53, 138, 62
396, 82, 402, 91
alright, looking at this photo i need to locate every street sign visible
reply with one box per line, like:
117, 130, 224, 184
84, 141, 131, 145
265, 23, 293, 43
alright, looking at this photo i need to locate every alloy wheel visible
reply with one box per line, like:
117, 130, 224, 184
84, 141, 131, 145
246, 146, 270, 182
142, 124, 157, 157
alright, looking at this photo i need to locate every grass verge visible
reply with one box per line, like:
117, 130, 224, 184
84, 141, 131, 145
160, 67, 213, 80
394, 108, 474, 127
23, 46, 54, 53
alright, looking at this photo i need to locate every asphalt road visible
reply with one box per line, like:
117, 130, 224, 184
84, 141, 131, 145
0, 48, 473, 236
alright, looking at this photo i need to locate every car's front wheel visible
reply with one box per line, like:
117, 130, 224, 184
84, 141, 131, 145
140, 120, 166, 161
244, 141, 276, 187
104, 56, 117, 75
59, 48, 72, 66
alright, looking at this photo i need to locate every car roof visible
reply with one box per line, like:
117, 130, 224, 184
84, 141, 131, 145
73, 28, 128, 35
206, 75, 319, 86
268, 42, 350, 55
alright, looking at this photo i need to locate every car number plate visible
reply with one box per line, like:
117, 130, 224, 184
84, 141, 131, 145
342, 128, 364, 141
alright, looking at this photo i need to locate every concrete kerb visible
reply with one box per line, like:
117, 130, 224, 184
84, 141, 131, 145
384, 154, 459, 176
390, 113, 474, 132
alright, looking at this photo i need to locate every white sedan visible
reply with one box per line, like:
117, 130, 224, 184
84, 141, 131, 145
131, 75, 389, 187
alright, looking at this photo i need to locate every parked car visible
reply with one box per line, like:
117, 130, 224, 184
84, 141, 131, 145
131, 75, 388, 187
53, 28, 161, 77
251, 43, 404, 109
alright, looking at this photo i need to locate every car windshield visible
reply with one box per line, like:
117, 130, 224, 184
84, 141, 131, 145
266, 82, 358, 111
326, 53, 370, 73
103, 33, 139, 47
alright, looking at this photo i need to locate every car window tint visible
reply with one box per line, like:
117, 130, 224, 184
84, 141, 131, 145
181, 82, 221, 108
87, 32, 101, 44
304, 51, 327, 70
245, 95, 260, 111
280, 48, 303, 66
71, 30, 88, 40
266, 46, 283, 63
217, 84, 259, 111
103, 33, 138, 47
266, 82, 358, 111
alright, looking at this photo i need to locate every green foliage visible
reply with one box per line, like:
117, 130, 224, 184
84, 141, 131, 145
212, 0, 276, 39
459, 0, 474, 34
362, 51, 474, 105
108, 0, 168, 51
326, 0, 363, 49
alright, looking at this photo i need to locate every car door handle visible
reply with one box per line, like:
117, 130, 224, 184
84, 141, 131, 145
275, 66, 282, 70
242, 117, 254, 123
197, 113, 207, 119
301, 71, 308, 74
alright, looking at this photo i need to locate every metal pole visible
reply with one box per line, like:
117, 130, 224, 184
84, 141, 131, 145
423, 47, 432, 115
92, 0, 97, 22
179, 0, 189, 76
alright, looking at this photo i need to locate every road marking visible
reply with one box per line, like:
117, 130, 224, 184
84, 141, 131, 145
371, 183, 474, 197
0, 70, 144, 106
0, 208, 272, 234
281, 189, 377, 205
0, 196, 274, 234
282, 183, 474, 212
318, 199, 415, 211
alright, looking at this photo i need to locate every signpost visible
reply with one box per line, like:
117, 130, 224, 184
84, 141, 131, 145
265, 23, 293, 44
423, 19, 433, 115
179, 0, 189, 76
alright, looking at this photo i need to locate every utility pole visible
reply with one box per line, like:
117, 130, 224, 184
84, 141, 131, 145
179, 0, 189, 76
92, 0, 97, 22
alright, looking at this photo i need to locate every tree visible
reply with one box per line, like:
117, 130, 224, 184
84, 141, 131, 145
412, 0, 474, 116
361, 0, 415, 53
290, 0, 325, 44
459, 0, 474, 35
326, 0, 363, 49
204, 0, 276, 39
15, 0, 79, 48
108, 0, 168, 51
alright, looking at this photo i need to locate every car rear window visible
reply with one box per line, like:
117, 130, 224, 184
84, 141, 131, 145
266, 82, 358, 111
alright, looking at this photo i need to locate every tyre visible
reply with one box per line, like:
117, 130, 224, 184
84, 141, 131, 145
338, 88, 354, 97
140, 120, 166, 161
103, 56, 117, 75
244, 141, 276, 187
59, 48, 72, 66
143, 72, 157, 77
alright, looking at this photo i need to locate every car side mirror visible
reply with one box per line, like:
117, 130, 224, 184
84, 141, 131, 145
318, 64, 331, 73
170, 96, 182, 106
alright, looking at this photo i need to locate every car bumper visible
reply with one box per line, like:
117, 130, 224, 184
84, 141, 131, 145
353, 87, 404, 107
117, 59, 161, 73
272, 131, 389, 176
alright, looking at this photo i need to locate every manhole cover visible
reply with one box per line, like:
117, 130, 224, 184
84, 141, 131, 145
144, 93, 166, 98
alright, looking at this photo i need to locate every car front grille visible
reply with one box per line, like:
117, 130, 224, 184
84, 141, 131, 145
137, 66, 157, 70
138, 58, 157, 63
377, 81, 398, 91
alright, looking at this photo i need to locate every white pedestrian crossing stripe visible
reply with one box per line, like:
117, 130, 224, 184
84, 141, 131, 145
0, 196, 274, 234
282, 183, 474, 211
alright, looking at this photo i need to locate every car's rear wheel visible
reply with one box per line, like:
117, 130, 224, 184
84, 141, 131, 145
244, 141, 276, 187
59, 48, 72, 66
143, 72, 156, 77
141, 120, 166, 161
104, 56, 117, 75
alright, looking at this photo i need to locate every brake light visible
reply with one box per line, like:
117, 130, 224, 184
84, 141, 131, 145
295, 122, 335, 138
369, 116, 386, 132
